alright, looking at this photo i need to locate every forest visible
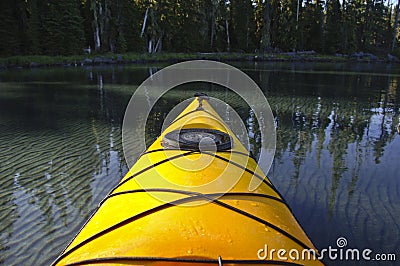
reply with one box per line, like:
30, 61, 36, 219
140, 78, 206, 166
0, 0, 399, 57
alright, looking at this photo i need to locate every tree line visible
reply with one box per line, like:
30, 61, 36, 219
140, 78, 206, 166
0, 0, 399, 56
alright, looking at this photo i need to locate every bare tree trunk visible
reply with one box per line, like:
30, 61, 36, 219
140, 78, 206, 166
226, 18, 230, 51
210, 12, 215, 47
392, 1, 400, 52
99, 1, 104, 49
141, 8, 149, 38
296, 0, 300, 28
260, 0, 271, 53
92, 0, 101, 51
246, 6, 249, 50
94, 27, 101, 51
210, 0, 217, 48
148, 38, 153, 53
154, 35, 162, 52
342, 0, 347, 52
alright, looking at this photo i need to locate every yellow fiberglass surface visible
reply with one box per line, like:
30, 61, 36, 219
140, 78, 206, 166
53, 95, 324, 266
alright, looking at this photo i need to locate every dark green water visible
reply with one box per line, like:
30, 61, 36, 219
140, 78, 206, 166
0, 62, 399, 265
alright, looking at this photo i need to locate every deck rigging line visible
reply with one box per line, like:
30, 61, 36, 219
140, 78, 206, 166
52, 190, 321, 265
66, 256, 304, 266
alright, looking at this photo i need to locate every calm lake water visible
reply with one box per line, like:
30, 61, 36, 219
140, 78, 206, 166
0, 62, 399, 265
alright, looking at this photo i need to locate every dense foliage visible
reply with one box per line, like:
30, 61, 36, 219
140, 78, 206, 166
0, 0, 399, 56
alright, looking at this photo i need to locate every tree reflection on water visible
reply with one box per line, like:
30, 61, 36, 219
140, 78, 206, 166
0, 63, 399, 265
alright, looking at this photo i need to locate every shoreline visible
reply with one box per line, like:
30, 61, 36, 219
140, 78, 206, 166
1, 52, 399, 70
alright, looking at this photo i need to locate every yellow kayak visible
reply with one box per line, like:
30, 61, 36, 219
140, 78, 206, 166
53, 95, 323, 266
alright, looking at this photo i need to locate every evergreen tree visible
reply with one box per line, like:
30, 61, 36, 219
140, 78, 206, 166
81, 0, 94, 51
206, 0, 231, 52
325, 0, 342, 53
41, 0, 85, 55
230, 0, 257, 52
0, 0, 399, 56
392, 1, 400, 52
370, 0, 391, 51
300, 0, 324, 51
143, 0, 162, 53
342, 0, 358, 53
26, 0, 41, 54
119, 0, 144, 52
269, 0, 282, 49
62, 0, 85, 54
172, 0, 207, 51
0, 0, 21, 55
255, 0, 272, 53
275, 0, 298, 51
41, 0, 63, 54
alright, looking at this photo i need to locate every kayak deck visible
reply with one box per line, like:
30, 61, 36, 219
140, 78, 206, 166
53, 96, 323, 265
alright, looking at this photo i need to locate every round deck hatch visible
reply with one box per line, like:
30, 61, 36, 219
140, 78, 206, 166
162, 128, 232, 151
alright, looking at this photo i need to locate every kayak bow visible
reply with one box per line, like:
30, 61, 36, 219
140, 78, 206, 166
53, 95, 323, 266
